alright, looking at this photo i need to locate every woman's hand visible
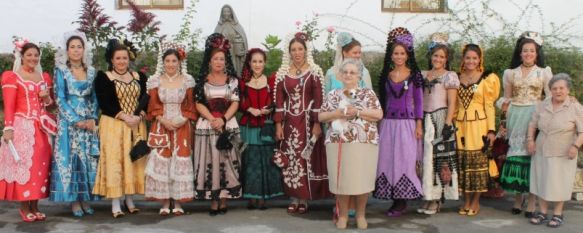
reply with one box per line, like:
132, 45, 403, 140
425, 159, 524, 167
344, 105, 358, 119
415, 124, 423, 139
122, 114, 140, 128
210, 117, 225, 131
38, 89, 50, 99
159, 118, 177, 131
527, 140, 536, 155
311, 123, 322, 138
260, 107, 272, 116
75, 121, 87, 129
275, 123, 284, 141
501, 101, 510, 113
2, 130, 14, 142
85, 119, 96, 131
568, 146, 579, 160
248, 108, 262, 117
487, 131, 496, 147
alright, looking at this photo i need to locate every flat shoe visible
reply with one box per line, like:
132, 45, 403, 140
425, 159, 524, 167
72, 209, 84, 217
159, 208, 171, 216
34, 212, 46, 221
173, 208, 185, 216
458, 208, 469, 215
112, 211, 125, 218
511, 208, 522, 215
218, 207, 228, 215
19, 209, 36, 222
467, 209, 479, 216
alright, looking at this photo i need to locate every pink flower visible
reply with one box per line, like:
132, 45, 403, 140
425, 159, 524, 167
140, 66, 149, 73
327, 26, 335, 33
295, 20, 301, 26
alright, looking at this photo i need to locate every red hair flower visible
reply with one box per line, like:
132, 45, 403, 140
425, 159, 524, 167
177, 48, 187, 60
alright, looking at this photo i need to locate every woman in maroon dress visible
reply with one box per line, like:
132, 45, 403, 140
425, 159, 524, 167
273, 32, 332, 214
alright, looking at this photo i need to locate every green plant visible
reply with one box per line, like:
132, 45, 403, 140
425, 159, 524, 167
173, 0, 202, 50
39, 42, 57, 75
126, 0, 162, 53
262, 35, 283, 76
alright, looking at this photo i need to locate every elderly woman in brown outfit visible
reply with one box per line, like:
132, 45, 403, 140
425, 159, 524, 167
527, 73, 583, 228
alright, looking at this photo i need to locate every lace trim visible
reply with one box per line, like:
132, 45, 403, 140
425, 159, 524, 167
0, 116, 36, 184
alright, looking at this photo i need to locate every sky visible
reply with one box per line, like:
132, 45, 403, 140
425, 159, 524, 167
0, 0, 582, 53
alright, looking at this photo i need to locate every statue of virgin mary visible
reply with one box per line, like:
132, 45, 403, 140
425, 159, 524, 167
214, 4, 248, 75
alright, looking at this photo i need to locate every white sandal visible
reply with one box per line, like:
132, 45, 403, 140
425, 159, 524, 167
159, 208, 171, 216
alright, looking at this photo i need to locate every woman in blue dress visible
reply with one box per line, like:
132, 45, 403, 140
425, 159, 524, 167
49, 31, 100, 217
324, 32, 371, 94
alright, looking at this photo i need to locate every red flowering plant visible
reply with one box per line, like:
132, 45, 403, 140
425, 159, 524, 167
209, 36, 231, 51
126, 0, 162, 53
76, 0, 124, 70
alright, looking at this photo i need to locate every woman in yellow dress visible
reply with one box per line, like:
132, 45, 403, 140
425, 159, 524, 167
455, 44, 500, 216
93, 39, 148, 218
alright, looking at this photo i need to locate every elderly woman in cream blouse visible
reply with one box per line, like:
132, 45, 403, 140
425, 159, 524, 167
527, 73, 583, 228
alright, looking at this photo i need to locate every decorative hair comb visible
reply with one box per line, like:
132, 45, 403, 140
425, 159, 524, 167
428, 32, 449, 50
520, 31, 543, 46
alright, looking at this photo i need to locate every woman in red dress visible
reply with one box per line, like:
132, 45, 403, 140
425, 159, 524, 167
273, 32, 332, 214
1, 40, 56, 222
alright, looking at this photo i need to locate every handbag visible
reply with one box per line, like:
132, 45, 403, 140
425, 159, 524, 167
260, 119, 276, 144
130, 133, 150, 162
216, 130, 233, 151
439, 162, 452, 184
415, 160, 423, 178
147, 122, 170, 148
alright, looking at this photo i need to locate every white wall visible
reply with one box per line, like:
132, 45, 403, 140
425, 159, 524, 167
0, 0, 581, 53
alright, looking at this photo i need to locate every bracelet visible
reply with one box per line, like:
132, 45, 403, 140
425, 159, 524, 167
572, 143, 581, 149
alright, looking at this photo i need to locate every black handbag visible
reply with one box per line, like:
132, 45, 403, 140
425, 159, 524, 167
130, 135, 150, 162
259, 103, 276, 144
260, 119, 276, 144
216, 130, 233, 151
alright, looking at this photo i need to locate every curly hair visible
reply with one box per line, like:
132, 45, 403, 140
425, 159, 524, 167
240, 48, 266, 82
378, 28, 422, 115
194, 33, 239, 106
509, 38, 545, 69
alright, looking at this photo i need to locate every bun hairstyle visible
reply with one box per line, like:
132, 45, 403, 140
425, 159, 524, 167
427, 32, 451, 70
20, 43, 40, 56
194, 33, 238, 106
104, 38, 138, 71
509, 31, 545, 69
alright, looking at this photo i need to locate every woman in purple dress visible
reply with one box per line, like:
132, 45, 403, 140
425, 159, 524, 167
373, 27, 424, 217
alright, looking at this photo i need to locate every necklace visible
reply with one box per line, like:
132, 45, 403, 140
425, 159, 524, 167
70, 62, 83, 70
113, 68, 128, 76
388, 70, 409, 98
292, 61, 306, 76
521, 63, 535, 68
23, 66, 35, 73
165, 72, 179, 82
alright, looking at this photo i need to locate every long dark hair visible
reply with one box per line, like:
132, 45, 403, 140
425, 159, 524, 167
509, 38, 544, 69
241, 48, 266, 82
66, 36, 88, 71
194, 33, 238, 105
378, 29, 422, 115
